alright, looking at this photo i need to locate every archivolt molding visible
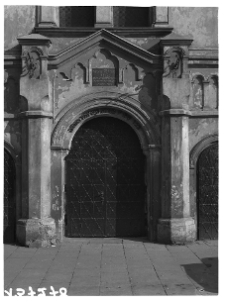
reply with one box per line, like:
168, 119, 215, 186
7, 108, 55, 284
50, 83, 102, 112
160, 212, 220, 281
190, 134, 218, 168
51, 92, 160, 153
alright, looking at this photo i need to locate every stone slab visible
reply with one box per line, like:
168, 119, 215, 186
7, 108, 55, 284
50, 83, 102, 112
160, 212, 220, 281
4, 240, 218, 296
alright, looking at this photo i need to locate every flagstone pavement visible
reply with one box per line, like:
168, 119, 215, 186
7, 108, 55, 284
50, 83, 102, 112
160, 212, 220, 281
4, 238, 218, 296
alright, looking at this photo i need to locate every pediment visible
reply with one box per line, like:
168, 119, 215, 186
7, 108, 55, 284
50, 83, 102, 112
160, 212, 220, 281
47, 29, 161, 70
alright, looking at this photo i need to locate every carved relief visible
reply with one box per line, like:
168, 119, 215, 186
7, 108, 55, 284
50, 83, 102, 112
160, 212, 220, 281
163, 47, 183, 78
208, 75, 218, 109
89, 49, 119, 86
67, 108, 141, 133
22, 51, 41, 79
191, 74, 219, 110
71, 63, 87, 83
192, 75, 204, 109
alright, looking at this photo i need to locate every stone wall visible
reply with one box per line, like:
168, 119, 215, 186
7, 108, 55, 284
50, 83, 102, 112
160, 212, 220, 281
169, 7, 218, 48
4, 5, 35, 50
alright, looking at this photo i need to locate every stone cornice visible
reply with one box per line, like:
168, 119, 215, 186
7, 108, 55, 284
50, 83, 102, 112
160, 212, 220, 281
18, 34, 51, 46
159, 109, 219, 117
160, 33, 193, 46
47, 29, 161, 69
188, 48, 218, 68
17, 111, 53, 118
33, 26, 174, 38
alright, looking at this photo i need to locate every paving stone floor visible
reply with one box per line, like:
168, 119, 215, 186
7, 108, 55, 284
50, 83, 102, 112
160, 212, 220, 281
4, 238, 218, 296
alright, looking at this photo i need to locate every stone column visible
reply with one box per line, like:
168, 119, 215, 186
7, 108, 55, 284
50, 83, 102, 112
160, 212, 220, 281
16, 34, 56, 247
36, 6, 59, 27
157, 34, 196, 244
95, 6, 113, 28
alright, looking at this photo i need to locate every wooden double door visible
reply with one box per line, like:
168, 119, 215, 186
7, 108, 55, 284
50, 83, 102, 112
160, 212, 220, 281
65, 117, 146, 237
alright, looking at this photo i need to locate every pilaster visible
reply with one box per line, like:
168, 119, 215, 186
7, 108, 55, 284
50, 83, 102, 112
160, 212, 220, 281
95, 6, 113, 28
152, 7, 169, 28
36, 6, 59, 27
16, 34, 56, 247
157, 33, 196, 244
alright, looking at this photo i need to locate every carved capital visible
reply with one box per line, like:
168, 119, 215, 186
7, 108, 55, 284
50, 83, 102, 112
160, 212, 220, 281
163, 47, 183, 78
21, 50, 42, 79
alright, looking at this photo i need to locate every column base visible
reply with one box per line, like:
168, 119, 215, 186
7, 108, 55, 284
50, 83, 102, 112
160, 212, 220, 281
16, 218, 57, 248
157, 218, 196, 244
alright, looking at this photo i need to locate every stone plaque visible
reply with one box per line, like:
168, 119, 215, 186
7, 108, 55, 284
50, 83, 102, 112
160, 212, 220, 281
92, 68, 116, 86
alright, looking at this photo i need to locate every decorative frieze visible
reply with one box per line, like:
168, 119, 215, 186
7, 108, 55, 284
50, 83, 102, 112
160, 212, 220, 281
67, 108, 141, 133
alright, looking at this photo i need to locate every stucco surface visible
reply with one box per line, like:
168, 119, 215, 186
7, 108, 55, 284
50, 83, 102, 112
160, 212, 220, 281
4, 5, 35, 50
169, 7, 218, 48
189, 118, 218, 152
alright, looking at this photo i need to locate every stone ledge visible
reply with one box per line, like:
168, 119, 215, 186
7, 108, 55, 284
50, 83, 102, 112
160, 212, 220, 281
17, 111, 53, 118
159, 109, 218, 117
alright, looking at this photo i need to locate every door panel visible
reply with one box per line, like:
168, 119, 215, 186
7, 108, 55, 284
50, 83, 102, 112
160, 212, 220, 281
66, 117, 146, 237
197, 143, 218, 240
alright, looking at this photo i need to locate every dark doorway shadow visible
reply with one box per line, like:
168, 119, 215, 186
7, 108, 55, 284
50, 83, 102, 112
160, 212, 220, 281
182, 257, 218, 294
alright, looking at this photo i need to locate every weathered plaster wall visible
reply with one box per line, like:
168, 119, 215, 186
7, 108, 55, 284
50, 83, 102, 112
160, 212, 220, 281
4, 5, 35, 50
189, 118, 218, 152
53, 47, 159, 121
169, 7, 218, 48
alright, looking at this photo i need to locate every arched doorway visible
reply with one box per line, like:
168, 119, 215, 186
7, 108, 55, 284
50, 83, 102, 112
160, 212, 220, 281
4, 149, 16, 243
65, 117, 146, 237
197, 143, 218, 240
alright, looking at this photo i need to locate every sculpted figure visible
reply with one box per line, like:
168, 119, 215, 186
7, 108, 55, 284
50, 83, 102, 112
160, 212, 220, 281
163, 48, 183, 78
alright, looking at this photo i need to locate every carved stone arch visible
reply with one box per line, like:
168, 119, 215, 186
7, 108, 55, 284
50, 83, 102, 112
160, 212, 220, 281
51, 92, 161, 242
69, 62, 87, 83
89, 48, 119, 68
51, 92, 160, 152
87, 48, 120, 85
190, 134, 218, 169
191, 73, 205, 109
